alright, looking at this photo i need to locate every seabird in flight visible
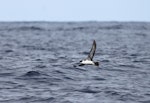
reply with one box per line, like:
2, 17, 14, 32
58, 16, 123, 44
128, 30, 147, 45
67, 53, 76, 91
79, 40, 99, 66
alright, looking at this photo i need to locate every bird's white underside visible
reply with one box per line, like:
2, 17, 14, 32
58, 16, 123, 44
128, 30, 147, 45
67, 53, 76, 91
81, 60, 94, 65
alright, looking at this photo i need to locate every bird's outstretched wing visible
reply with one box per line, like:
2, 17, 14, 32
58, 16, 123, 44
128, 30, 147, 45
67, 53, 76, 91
87, 40, 96, 60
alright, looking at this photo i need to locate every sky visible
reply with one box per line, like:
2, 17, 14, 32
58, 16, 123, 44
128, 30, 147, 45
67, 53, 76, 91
0, 0, 150, 22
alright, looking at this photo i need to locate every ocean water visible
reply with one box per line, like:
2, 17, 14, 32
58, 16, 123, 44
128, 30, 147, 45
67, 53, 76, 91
0, 22, 150, 103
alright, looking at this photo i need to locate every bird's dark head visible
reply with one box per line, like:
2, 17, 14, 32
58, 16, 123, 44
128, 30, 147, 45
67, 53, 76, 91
94, 62, 99, 66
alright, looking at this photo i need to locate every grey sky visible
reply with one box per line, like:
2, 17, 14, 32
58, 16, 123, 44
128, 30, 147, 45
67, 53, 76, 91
0, 0, 149, 21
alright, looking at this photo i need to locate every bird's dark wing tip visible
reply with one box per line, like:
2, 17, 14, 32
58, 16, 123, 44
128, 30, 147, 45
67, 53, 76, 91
93, 40, 96, 45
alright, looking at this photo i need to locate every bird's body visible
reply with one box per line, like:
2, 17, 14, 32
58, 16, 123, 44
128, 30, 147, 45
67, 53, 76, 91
79, 40, 99, 66
80, 59, 95, 65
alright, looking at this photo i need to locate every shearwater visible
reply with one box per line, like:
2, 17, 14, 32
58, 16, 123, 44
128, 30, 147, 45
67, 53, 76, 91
79, 40, 99, 66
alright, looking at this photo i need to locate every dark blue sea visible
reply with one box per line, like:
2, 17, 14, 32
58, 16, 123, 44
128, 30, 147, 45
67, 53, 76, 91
0, 22, 150, 103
